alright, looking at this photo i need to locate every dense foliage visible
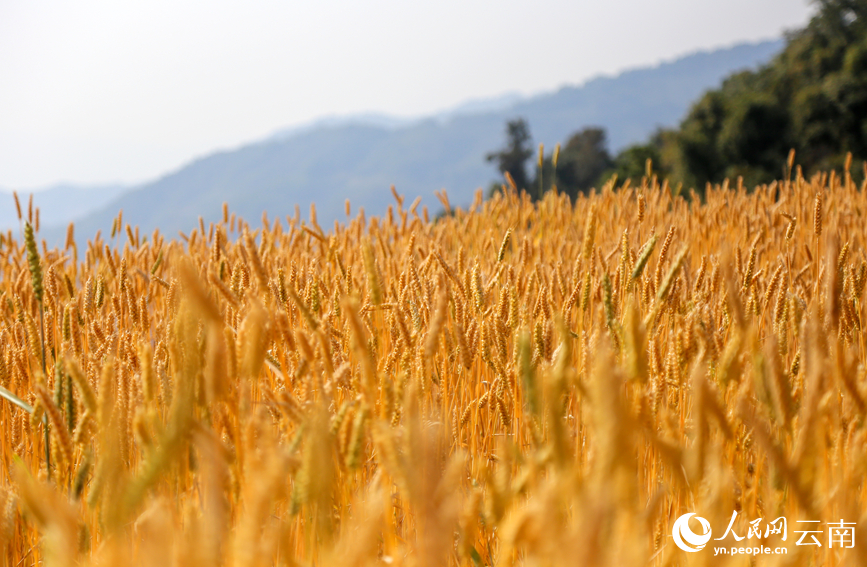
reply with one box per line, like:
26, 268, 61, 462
489, 0, 867, 196
676, 0, 867, 188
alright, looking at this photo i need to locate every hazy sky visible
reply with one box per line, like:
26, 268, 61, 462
0, 0, 814, 189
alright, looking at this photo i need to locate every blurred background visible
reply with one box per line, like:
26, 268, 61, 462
2, 0, 849, 237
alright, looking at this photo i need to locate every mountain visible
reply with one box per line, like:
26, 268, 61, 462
58, 39, 783, 240
1, 184, 127, 233
266, 91, 528, 141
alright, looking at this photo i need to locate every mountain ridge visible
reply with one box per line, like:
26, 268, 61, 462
44, 38, 783, 242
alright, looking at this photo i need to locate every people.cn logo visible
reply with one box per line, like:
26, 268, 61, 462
672, 513, 712, 552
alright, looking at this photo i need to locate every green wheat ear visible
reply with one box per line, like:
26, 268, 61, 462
24, 221, 50, 480
24, 222, 44, 305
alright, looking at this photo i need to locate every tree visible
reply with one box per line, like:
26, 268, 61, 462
553, 128, 613, 198
486, 119, 534, 194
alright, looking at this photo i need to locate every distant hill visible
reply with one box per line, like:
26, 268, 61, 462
54, 39, 783, 240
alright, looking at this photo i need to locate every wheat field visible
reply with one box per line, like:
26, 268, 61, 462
0, 163, 866, 566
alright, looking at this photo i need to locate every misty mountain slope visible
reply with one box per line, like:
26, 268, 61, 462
516, 40, 786, 148
66, 39, 783, 239
85, 126, 396, 237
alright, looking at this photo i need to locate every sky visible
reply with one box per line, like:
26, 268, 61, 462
0, 0, 814, 190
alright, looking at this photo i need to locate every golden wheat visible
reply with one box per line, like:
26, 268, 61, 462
0, 167, 866, 566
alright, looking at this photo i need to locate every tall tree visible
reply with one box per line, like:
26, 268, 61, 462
554, 128, 613, 198
486, 119, 534, 193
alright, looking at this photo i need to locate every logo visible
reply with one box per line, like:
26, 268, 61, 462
673, 513, 712, 552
